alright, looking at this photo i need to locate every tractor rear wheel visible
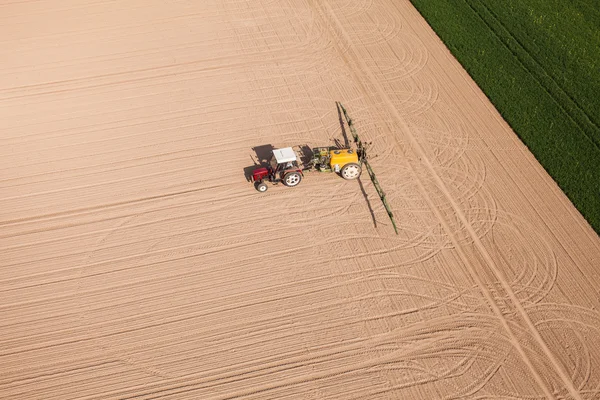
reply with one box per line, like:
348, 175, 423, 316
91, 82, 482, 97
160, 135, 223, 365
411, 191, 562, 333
256, 182, 268, 192
341, 163, 361, 180
283, 171, 302, 187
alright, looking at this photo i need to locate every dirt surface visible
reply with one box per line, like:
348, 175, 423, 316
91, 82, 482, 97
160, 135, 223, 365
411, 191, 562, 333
2, 1, 600, 399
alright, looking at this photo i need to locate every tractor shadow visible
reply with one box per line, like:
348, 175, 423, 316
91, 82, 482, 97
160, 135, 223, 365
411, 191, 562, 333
253, 144, 276, 164
244, 144, 275, 182
336, 102, 377, 229
295, 144, 314, 167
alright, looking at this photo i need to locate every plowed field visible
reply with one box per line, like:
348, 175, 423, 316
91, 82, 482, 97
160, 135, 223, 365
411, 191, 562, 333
2, 1, 600, 399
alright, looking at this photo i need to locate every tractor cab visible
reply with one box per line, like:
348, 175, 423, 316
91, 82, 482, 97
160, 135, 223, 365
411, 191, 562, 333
270, 147, 299, 172
251, 147, 304, 192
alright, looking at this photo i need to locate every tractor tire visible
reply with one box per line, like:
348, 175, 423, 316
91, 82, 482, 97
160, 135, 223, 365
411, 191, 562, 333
340, 163, 361, 180
283, 171, 302, 187
255, 182, 268, 192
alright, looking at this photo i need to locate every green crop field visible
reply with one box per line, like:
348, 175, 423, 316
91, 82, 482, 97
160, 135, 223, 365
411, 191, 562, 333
410, 0, 600, 234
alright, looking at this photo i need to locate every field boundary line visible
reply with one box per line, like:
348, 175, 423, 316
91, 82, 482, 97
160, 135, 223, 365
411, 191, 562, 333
403, 0, 600, 253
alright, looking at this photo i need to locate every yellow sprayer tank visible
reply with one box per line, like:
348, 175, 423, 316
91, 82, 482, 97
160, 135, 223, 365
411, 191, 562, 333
329, 149, 359, 172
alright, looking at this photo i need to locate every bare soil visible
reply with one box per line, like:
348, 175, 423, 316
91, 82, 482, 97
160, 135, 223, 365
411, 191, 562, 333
2, 1, 600, 399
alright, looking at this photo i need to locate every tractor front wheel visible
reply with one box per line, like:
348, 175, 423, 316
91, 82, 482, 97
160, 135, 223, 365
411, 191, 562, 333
341, 163, 361, 180
283, 172, 302, 187
255, 182, 268, 192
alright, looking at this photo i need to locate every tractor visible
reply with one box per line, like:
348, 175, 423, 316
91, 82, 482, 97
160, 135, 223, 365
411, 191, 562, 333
251, 147, 305, 193
250, 144, 366, 192
249, 102, 399, 234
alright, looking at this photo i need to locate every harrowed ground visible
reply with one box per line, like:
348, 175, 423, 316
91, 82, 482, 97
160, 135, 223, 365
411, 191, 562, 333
2, 1, 600, 399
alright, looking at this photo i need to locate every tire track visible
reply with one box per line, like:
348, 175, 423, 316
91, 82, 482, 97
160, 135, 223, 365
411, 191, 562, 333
308, 1, 582, 398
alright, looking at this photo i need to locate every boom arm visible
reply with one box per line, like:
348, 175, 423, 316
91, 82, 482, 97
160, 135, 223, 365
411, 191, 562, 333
336, 102, 399, 235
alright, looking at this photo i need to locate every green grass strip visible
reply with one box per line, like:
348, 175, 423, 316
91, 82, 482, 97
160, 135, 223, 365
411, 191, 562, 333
410, 0, 600, 234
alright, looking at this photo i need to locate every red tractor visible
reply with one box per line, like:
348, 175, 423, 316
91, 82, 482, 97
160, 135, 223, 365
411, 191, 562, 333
251, 147, 304, 192
248, 102, 399, 234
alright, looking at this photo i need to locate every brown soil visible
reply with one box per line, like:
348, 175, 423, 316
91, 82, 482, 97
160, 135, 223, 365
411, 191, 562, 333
2, 1, 600, 399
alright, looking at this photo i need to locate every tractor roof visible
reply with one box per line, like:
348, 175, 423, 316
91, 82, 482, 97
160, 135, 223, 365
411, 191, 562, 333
273, 147, 297, 164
